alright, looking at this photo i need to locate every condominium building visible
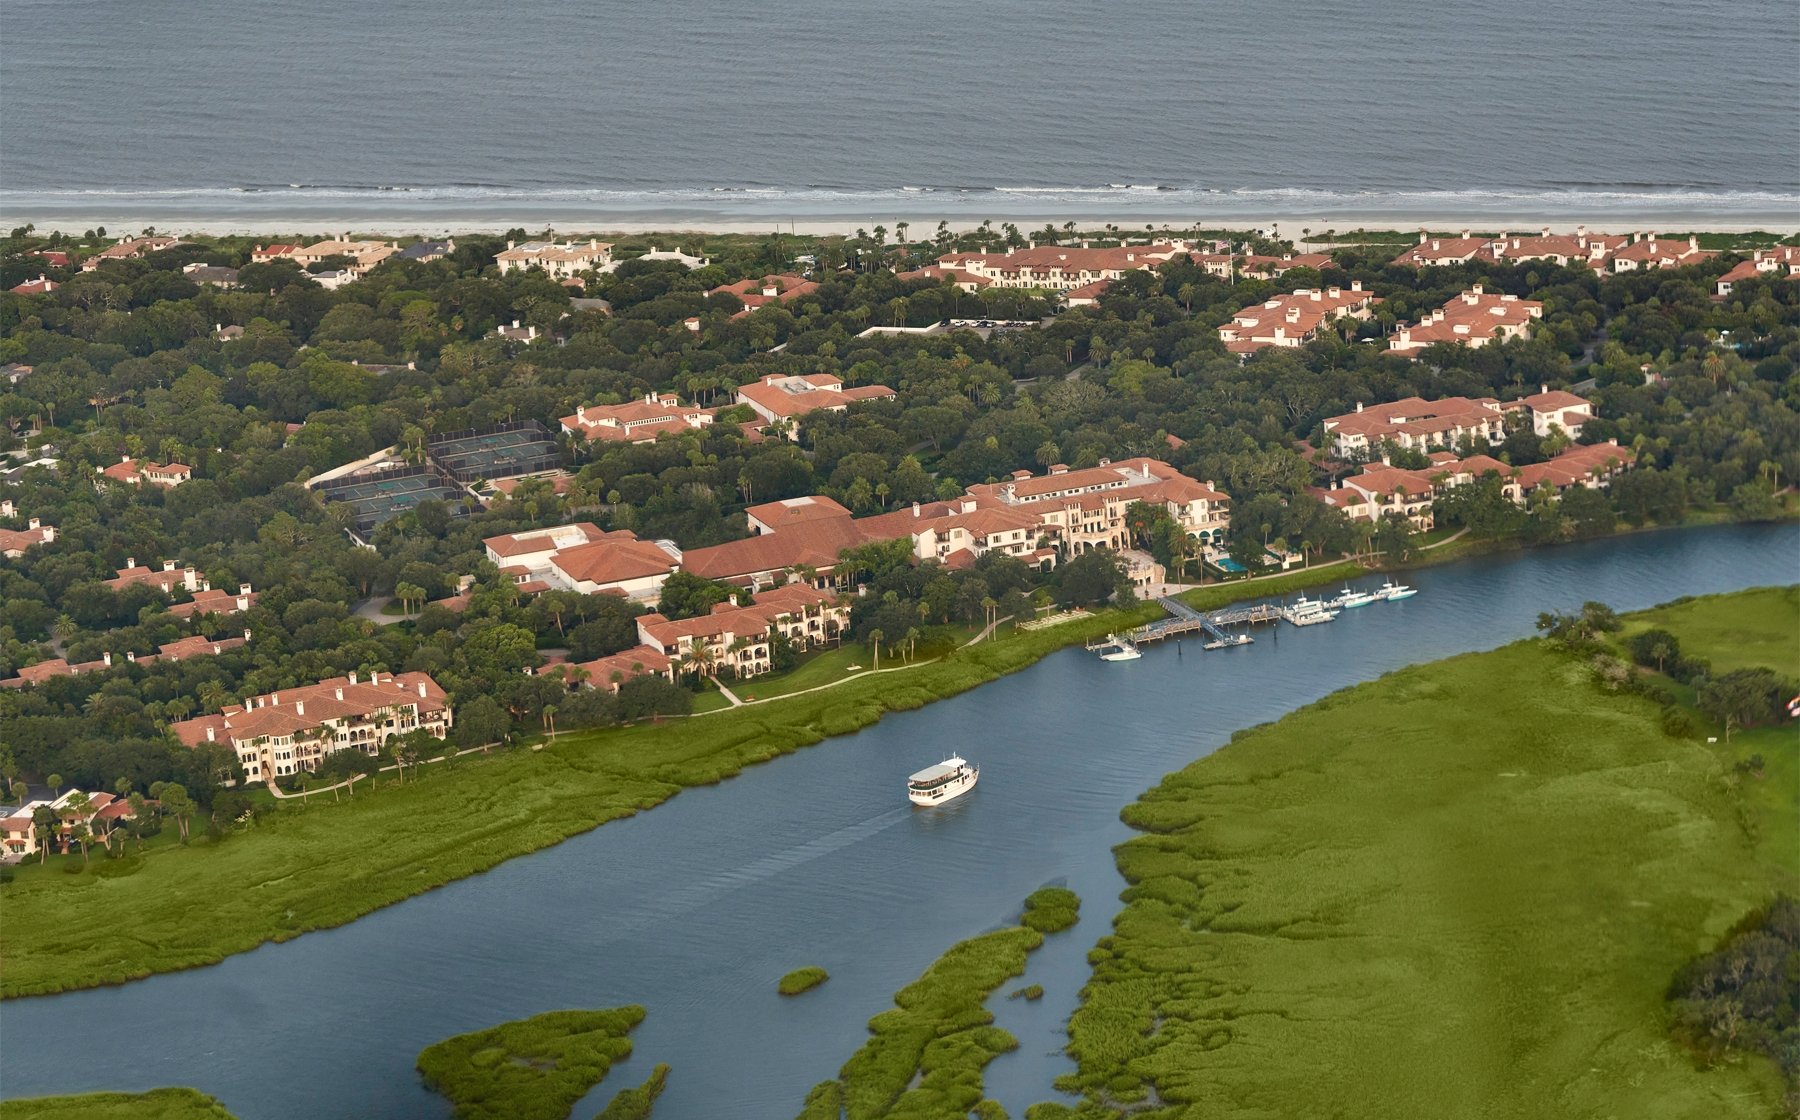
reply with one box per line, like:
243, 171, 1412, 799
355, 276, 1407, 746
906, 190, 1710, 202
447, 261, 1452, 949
172, 671, 452, 781
560, 394, 716, 444
634, 584, 849, 679
931, 243, 1187, 290
482, 523, 680, 600
734, 374, 896, 436
1218, 283, 1379, 354
1388, 287, 1542, 353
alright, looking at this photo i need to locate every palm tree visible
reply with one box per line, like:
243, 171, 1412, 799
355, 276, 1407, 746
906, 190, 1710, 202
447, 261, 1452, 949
32, 804, 56, 863
63, 791, 92, 866
904, 627, 920, 662
541, 704, 558, 742
46, 773, 62, 800
869, 629, 884, 671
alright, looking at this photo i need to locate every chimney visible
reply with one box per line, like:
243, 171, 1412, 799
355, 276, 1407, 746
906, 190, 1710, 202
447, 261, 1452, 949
243, 629, 252, 641
1286, 307, 1302, 323
271, 692, 279, 706
506, 240, 515, 250
418, 681, 427, 698
576, 404, 587, 420
1355, 401, 1364, 413
1688, 235, 1698, 250
912, 501, 921, 517
1351, 280, 1363, 292
1541, 384, 1549, 395
295, 700, 305, 716
103, 651, 112, 666
206, 726, 215, 742
1430, 239, 1441, 251
335, 687, 344, 700
27, 517, 39, 529
1460, 229, 1471, 239
126, 556, 136, 569
126, 651, 136, 662
239, 583, 252, 595
163, 560, 175, 571
1418, 230, 1428, 244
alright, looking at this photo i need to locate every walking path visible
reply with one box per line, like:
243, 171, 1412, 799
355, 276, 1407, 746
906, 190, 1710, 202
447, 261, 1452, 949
263, 743, 494, 800
351, 596, 418, 625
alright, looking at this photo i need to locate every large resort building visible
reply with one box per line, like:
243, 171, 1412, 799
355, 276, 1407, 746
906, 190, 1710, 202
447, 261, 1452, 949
172, 671, 453, 782
559, 394, 717, 444
930, 243, 1189, 291
1319, 391, 1593, 460
1391, 228, 1717, 273
482, 523, 681, 600
1218, 284, 1378, 354
733, 374, 897, 435
1388, 287, 1543, 354
1314, 442, 1630, 530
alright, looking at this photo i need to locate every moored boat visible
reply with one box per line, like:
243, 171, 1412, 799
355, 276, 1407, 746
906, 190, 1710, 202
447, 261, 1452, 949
907, 757, 978, 807
1335, 585, 1378, 608
1376, 579, 1419, 600
1095, 634, 1142, 661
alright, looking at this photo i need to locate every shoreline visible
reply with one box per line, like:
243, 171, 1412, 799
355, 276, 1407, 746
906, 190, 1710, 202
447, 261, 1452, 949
0, 519, 1784, 1000
3, 209, 1796, 240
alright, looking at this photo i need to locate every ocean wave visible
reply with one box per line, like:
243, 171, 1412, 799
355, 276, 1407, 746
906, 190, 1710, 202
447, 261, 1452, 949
3, 182, 1796, 223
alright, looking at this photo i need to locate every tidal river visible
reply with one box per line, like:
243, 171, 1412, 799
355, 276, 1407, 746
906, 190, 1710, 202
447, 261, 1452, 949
2, 524, 1795, 1118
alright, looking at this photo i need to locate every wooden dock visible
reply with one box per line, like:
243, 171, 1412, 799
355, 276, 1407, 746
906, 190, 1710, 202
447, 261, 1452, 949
1122, 598, 1280, 646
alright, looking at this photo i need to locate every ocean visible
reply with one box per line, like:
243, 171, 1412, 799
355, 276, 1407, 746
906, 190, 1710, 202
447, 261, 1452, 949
1, 0, 1796, 229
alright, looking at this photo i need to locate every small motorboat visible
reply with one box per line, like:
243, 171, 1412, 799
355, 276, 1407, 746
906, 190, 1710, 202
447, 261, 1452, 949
1376, 579, 1419, 600
1095, 634, 1142, 661
1203, 633, 1253, 650
1335, 585, 1378, 608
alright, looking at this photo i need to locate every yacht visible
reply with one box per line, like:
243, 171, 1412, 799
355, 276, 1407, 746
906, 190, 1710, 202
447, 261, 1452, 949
1285, 596, 1339, 626
1095, 634, 1142, 661
908, 757, 979, 807
1376, 579, 1419, 600
1334, 585, 1378, 609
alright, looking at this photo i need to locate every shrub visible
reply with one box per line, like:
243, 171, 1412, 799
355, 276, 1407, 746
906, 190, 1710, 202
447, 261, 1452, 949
1660, 708, 1698, 739
416, 1006, 644, 1120
1021, 887, 1081, 934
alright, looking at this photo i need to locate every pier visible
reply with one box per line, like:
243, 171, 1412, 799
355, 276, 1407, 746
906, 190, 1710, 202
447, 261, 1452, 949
1120, 597, 1280, 647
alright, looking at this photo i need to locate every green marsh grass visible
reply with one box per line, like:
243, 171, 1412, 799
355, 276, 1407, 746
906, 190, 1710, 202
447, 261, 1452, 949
415, 1006, 644, 1120
0, 1089, 238, 1120
779, 966, 830, 996
799, 891, 1081, 1119
1035, 589, 1798, 1119
594, 1063, 670, 1120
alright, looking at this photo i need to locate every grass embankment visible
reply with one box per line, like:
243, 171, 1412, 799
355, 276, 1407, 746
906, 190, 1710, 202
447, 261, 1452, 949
1, 593, 1164, 998
416, 1006, 644, 1120
0, 1089, 237, 1120
1035, 589, 1797, 1119
779, 966, 830, 996
799, 890, 1081, 1120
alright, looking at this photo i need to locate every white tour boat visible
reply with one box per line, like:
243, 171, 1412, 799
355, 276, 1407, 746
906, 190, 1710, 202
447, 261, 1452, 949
1096, 634, 1142, 661
1376, 579, 1419, 600
908, 757, 979, 807
1285, 595, 1339, 626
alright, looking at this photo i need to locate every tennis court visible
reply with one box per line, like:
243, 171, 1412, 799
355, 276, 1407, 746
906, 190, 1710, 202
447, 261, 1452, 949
427, 422, 558, 483
317, 467, 469, 531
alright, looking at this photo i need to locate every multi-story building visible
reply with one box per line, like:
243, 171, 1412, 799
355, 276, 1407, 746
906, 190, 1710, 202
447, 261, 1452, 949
965, 458, 1234, 552
495, 239, 612, 279
634, 585, 849, 679
81, 236, 182, 271
734, 374, 896, 436
931, 243, 1188, 291
482, 523, 681, 600
1715, 247, 1800, 298
1218, 283, 1378, 354
708, 274, 819, 316
560, 394, 716, 444
172, 671, 453, 781
2, 631, 249, 689
1321, 397, 1513, 459
106, 558, 208, 595
1503, 387, 1593, 439
98, 456, 191, 488
290, 239, 398, 277
1388, 287, 1543, 354
1312, 442, 1630, 529
0, 512, 57, 557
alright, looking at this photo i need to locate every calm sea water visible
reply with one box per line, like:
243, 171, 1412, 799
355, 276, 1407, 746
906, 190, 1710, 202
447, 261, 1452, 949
1, 525, 1795, 1118
1, 0, 1796, 228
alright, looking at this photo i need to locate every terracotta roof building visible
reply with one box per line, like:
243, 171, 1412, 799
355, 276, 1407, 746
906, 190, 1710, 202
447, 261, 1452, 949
291, 239, 398, 277
709, 274, 819, 316
932, 243, 1186, 291
1715, 247, 1800, 298
1389, 286, 1543, 354
171, 670, 452, 781
733, 374, 896, 436
250, 244, 301, 263
81, 236, 182, 271
484, 523, 679, 600
10, 276, 59, 295
98, 456, 191, 488
1316, 441, 1629, 529
560, 394, 716, 443
1218, 283, 1379, 354
0, 513, 57, 557
635, 584, 848, 679
1321, 397, 1511, 459
1503, 387, 1594, 439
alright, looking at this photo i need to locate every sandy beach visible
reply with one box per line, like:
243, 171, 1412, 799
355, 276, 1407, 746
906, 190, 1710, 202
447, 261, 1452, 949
4, 200, 1796, 241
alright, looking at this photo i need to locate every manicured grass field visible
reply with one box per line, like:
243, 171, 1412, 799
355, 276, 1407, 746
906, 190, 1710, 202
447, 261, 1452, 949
415, 1005, 643, 1120
0, 599, 1155, 998
799, 891, 1078, 1120
0, 1089, 237, 1120
1035, 590, 1796, 1119
779, 966, 830, 996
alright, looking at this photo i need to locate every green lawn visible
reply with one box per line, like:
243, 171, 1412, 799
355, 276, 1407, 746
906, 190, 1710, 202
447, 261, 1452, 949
1038, 590, 1795, 1120
0, 596, 1158, 997
0, 1089, 237, 1120
734, 644, 872, 701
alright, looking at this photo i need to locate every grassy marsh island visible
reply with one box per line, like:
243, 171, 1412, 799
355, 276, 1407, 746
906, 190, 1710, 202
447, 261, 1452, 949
594, 1063, 671, 1120
780, 966, 831, 996
416, 1006, 644, 1120
1035, 588, 1798, 1119
799, 890, 1081, 1120
0, 1089, 238, 1120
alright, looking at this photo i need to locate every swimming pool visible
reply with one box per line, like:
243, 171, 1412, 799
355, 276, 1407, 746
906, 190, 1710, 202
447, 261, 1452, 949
1213, 557, 1247, 573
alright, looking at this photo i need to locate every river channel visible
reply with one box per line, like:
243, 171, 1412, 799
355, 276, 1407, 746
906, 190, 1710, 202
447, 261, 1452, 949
2, 524, 1795, 1118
